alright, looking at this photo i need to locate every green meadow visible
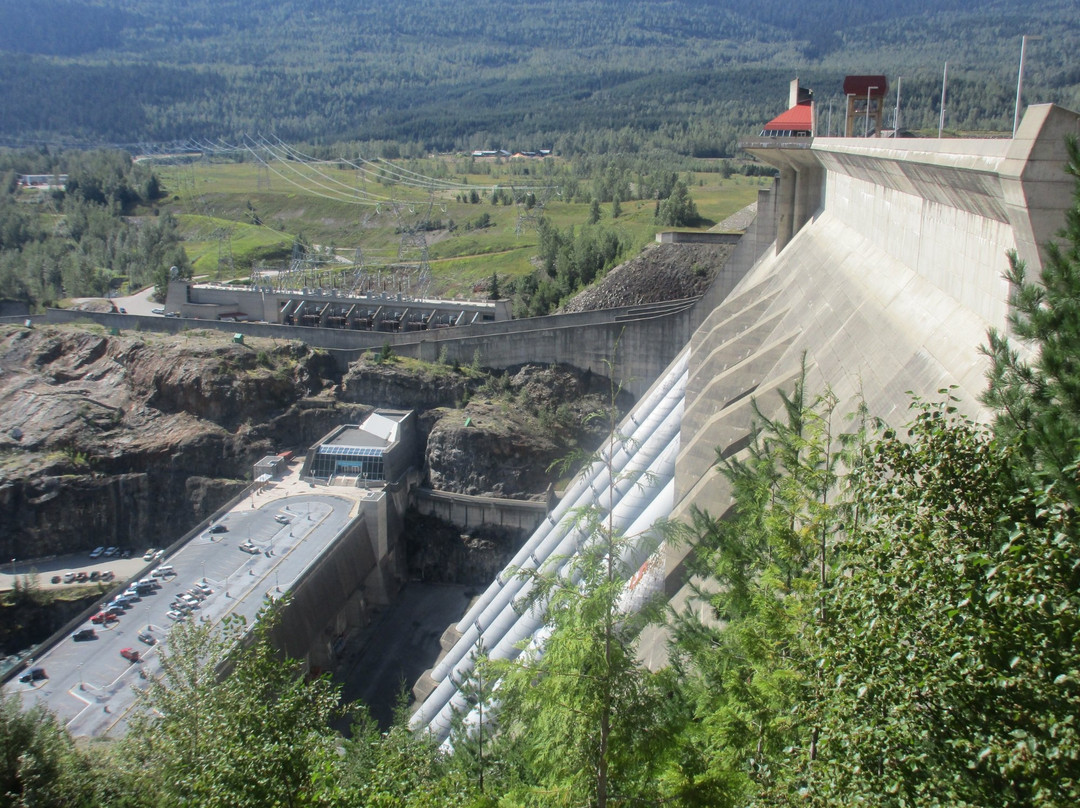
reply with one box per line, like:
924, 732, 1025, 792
157, 158, 767, 297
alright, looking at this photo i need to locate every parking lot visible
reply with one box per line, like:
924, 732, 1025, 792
5, 491, 359, 738
1, 553, 147, 593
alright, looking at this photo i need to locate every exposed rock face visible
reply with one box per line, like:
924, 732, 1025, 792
404, 511, 523, 586
0, 326, 628, 562
341, 361, 468, 411
0, 324, 342, 560
424, 363, 630, 499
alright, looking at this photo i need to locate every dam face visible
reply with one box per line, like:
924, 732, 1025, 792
411, 104, 1080, 740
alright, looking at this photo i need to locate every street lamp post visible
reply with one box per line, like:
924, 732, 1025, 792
894, 77, 903, 135
939, 62, 949, 138
845, 93, 855, 136
865, 86, 878, 137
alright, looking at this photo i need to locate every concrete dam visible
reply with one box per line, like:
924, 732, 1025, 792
410, 103, 1080, 739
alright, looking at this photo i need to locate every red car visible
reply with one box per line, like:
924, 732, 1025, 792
90, 610, 118, 624
120, 648, 141, 663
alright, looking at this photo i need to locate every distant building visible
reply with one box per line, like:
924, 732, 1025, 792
760, 78, 814, 138
16, 174, 67, 190
302, 410, 418, 486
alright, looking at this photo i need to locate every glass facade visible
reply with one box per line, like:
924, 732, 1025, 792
310, 444, 385, 481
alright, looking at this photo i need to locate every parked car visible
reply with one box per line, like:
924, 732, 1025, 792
117, 307, 127, 315
51, 575, 61, 584
75, 572, 88, 582
72, 628, 96, 641
179, 594, 200, 607
151, 565, 175, 578
89, 571, 100, 582
91, 610, 118, 624
137, 630, 157, 645
19, 667, 47, 683
100, 570, 114, 582
193, 582, 213, 595
138, 577, 159, 589
274, 514, 290, 524
109, 596, 133, 610
89, 546, 105, 559
143, 548, 160, 561
120, 647, 140, 662
151, 307, 165, 315
209, 524, 228, 534
239, 541, 259, 554
63, 572, 76, 583
166, 610, 186, 621
104, 546, 119, 557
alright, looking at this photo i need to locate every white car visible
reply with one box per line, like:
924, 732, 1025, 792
151, 307, 165, 315
151, 565, 175, 578
143, 548, 160, 561
194, 582, 213, 595
166, 610, 186, 621
104, 546, 119, 557
89, 546, 105, 559
274, 514, 290, 524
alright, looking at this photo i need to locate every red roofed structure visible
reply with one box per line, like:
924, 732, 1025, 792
761, 103, 814, 136
759, 78, 815, 138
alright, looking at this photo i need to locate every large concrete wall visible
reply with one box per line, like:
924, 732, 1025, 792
411, 487, 552, 533
662, 103, 1080, 594
44, 295, 710, 398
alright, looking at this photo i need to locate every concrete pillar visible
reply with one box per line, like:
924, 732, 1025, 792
793, 165, 824, 239
775, 168, 796, 253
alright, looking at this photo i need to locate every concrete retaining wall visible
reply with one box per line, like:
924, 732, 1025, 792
411, 488, 552, 533
270, 509, 384, 669
656, 231, 742, 244
44, 296, 711, 398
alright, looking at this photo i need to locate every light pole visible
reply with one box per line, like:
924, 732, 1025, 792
864, 86, 878, 137
201, 561, 206, 583
77, 663, 83, 690
939, 62, 949, 138
893, 76, 903, 135
845, 93, 855, 136
1013, 35, 1043, 137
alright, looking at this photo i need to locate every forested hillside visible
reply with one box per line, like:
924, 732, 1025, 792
0, 0, 1077, 153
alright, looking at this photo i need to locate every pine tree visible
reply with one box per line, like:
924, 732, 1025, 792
982, 135, 1080, 493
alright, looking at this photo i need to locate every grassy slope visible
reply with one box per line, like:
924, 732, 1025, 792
156, 159, 764, 297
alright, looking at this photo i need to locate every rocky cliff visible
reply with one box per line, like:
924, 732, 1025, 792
0, 324, 626, 562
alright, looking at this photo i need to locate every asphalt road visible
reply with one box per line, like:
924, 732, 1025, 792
5, 494, 355, 738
